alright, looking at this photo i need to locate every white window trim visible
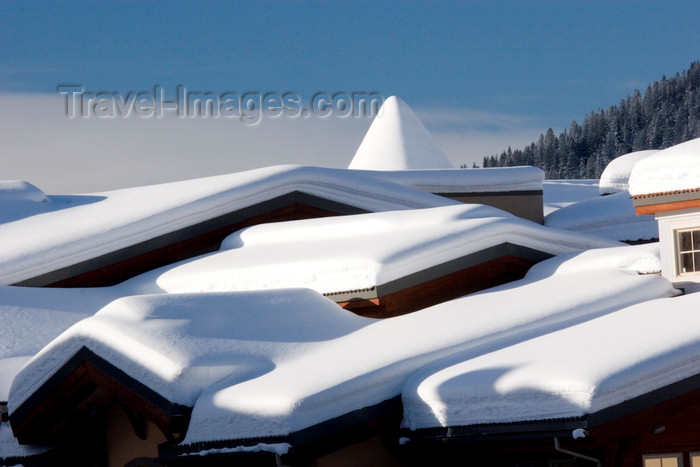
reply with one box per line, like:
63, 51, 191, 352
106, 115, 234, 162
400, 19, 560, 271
675, 227, 700, 276
657, 211, 700, 283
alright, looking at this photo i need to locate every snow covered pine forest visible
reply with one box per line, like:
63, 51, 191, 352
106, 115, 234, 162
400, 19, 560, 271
481, 61, 700, 179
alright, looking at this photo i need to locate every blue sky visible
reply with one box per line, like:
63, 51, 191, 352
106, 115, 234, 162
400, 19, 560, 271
1, 1, 699, 192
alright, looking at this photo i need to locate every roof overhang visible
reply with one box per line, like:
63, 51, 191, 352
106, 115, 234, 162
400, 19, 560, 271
632, 188, 700, 215
405, 370, 700, 450
327, 243, 553, 317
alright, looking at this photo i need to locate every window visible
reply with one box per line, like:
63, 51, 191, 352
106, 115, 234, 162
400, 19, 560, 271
690, 453, 700, 467
644, 453, 683, 467
676, 228, 700, 275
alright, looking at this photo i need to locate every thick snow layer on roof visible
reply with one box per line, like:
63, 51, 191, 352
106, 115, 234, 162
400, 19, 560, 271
123, 204, 622, 296
401, 263, 698, 430
0, 165, 457, 285
7, 244, 675, 448
0, 181, 46, 204
9, 289, 368, 410
0, 181, 50, 224
0, 286, 118, 401
542, 180, 599, 216
348, 97, 454, 170
545, 191, 657, 242
177, 244, 674, 445
599, 150, 658, 195
629, 138, 700, 196
352, 166, 544, 194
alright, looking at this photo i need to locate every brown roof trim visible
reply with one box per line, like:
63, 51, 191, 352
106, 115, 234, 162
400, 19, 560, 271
10, 347, 191, 445
324, 243, 552, 304
632, 188, 700, 214
331, 244, 551, 318
632, 187, 700, 200
634, 198, 700, 215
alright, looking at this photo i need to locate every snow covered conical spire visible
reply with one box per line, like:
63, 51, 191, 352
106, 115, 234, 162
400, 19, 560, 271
348, 96, 454, 170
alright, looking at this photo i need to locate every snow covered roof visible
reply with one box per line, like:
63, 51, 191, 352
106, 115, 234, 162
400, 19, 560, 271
599, 150, 658, 195
124, 204, 620, 299
0, 161, 686, 462
544, 191, 657, 242
0, 286, 119, 402
629, 138, 700, 197
401, 261, 696, 433
0, 165, 458, 286
8, 243, 676, 452
542, 180, 600, 216
0, 181, 47, 204
348, 96, 454, 170
9, 289, 366, 412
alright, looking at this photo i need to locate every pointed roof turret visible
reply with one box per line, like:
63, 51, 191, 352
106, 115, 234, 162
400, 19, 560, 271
348, 96, 454, 170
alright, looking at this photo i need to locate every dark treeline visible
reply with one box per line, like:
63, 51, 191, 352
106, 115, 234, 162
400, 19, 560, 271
479, 62, 700, 179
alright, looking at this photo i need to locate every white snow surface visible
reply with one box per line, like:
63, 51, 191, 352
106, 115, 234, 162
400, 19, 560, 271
0, 181, 46, 204
401, 263, 698, 430
0, 286, 119, 401
0, 165, 458, 285
4, 242, 676, 450
542, 180, 600, 216
178, 244, 674, 445
348, 96, 454, 170
187, 443, 291, 456
0, 423, 47, 460
9, 289, 369, 410
598, 150, 658, 195
0, 181, 50, 225
0, 167, 681, 454
628, 138, 700, 196
545, 191, 658, 242
122, 204, 622, 296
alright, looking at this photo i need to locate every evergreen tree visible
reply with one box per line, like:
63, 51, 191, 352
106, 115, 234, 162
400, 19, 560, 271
476, 61, 700, 178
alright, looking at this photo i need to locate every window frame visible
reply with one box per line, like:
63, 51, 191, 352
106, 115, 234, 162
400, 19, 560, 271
675, 227, 700, 276
643, 453, 684, 467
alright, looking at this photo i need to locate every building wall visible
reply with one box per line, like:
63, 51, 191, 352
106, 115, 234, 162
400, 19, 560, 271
103, 404, 166, 467
656, 209, 700, 292
312, 434, 407, 467
439, 192, 544, 224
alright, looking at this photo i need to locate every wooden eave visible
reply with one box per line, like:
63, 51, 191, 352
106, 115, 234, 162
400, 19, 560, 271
632, 188, 700, 215
330, 243, 553, 318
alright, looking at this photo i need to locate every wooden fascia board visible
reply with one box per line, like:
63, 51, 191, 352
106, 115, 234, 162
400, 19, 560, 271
634, 198, 700, 215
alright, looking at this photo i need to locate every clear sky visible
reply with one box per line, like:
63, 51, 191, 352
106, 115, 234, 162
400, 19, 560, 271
1, 1, 699, 192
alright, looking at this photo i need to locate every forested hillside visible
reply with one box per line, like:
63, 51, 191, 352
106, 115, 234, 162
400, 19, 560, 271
480, 62, 700, 179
